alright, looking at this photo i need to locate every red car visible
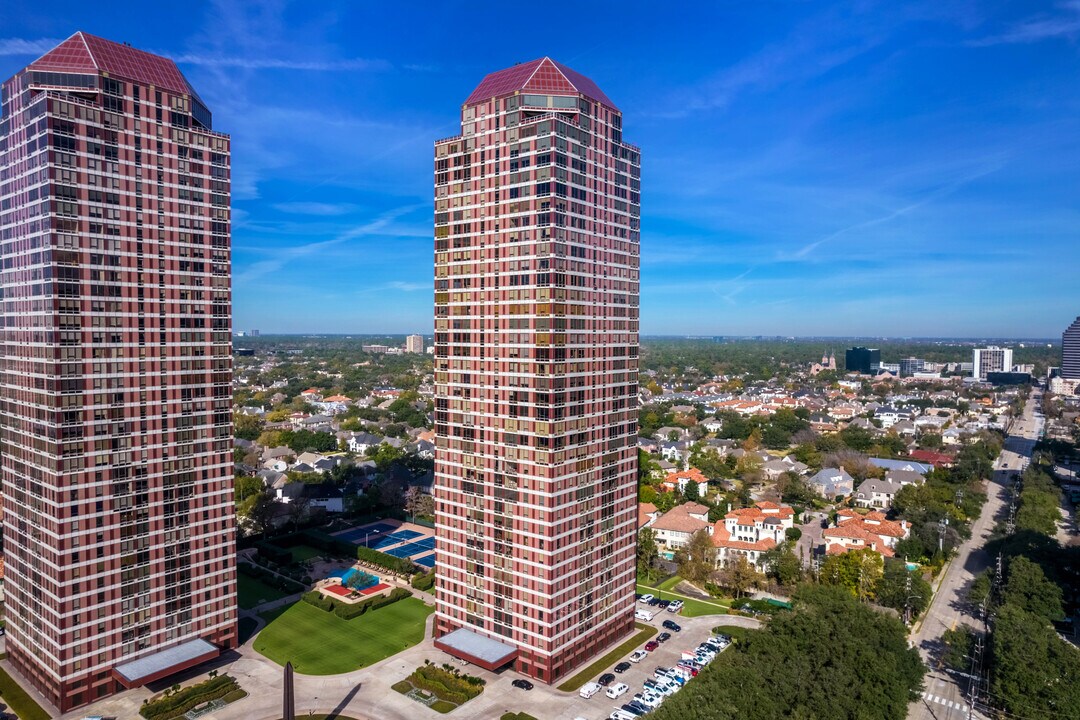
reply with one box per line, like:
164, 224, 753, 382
645, 640, 660, 652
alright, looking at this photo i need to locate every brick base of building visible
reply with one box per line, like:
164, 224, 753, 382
435, 610, 635, 685
8, 624, 237, 713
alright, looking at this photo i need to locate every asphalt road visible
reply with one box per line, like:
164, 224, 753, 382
907, 393, 1043, 720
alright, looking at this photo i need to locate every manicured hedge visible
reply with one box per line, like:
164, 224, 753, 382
406, 663, 484, 706
301, 587, 413, 620
411, 571, 436, 592
139, 675, 239, 720
356, 544, 417, 575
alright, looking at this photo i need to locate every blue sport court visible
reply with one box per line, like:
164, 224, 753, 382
414, 554, 435, 568
383, 537, 436, 558
336, 522, 397, 544
363, 529, 423, 550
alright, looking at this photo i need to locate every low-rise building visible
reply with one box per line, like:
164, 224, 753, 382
651, 502, 712, 552
823, 510, 910, 557
853, 478, 903, 509
808, 467, 855, 499
712, 501, 794, 570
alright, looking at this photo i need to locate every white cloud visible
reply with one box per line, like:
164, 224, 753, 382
0, 37, 61, 56
272, 202, 359, 216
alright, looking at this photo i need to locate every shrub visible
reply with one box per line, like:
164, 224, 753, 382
139, 675, 239, 719
411, 571, 436, 591
302, 587, 412, 619
356, 545, 417, 575
255, 542, 292, 565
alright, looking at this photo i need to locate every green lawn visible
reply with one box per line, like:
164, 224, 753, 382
635, 583, 730, 617
0, 664, 51, 720
254, 597, 433, 674
289, 544, 324, 563
237, 573, 291, 609
557, 622, 657, 692
712, 623, 755, 645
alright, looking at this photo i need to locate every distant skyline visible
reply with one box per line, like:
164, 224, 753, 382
3, 1, 1078, 336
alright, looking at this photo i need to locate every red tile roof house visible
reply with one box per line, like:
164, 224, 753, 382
638, 502, 660, 530
711, 501, 795, 570
651, 502, 712, 551
823, 510, 910, 558
661, 468, 710, 496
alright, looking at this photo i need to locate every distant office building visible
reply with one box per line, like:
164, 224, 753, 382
845, 347, 881, 374
986, 371, 1032, 386
405, 334, 424, 354
433, 58, 639, 683
0, 33, 236, 710
973, 346, 1013, 381
1063, 316, 1080, 380
362, 344, 390, 354
249, 329, 260, 337
899, 358, 925, 377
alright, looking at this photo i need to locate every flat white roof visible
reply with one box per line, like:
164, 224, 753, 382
438, 627, 517, 665
114, 638, 217, 684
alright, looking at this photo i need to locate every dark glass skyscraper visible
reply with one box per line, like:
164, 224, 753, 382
1063, 316, 1080, 380
845, 347, 880, 374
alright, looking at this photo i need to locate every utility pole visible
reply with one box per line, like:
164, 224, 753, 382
938, 517, 948, 554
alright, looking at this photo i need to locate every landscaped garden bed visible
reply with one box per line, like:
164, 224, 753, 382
139, 673, 246, 719
392, 661, 485, 714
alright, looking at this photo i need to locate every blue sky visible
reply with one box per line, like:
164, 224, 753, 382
3, 1, 1078, 337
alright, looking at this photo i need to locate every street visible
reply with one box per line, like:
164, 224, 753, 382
907, 392, 1043, 720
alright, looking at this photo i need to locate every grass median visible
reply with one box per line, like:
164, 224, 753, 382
635, 583, 730, 617
556, 622, 657, 692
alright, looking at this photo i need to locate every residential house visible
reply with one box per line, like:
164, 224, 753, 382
662, 468, 710, 497
868, 458, 933, 475
761, 456, 809, 481
702, 418, 724, 433
655, 426, 689, 442
346, 432, 383, 455
885, 469, 925, 487
650, 502, 712, 552
875, 406, 914, 429
807, 467, 855, 499
823, 510, 910, 557
712, 501, 794, 570
853, 478, 903, 509
638, 502, 660, 530
908, 450, 955, 468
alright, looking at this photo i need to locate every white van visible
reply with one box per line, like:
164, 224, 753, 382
635, 609, 654, 622
580, 682, 602, 699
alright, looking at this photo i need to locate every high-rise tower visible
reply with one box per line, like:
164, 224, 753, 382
0, 33, 235, 711
432, 58, 640, 683
1062, 316, 1080, 380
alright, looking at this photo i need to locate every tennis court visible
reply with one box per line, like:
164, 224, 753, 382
383, 537, 436, 558
413, 554, 435, 569
365, 529, 423, 550
335, 522, 397, 544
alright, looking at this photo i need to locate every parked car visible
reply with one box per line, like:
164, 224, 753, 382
645, 640, 660, 652
512, 679, 533, 691
629, 650, 648, 663
662, 619, 681, 632
656, 599, 670, 608
667, 600, 684, 613
638, 594, 655, 604
619, 704, 645, 717
657, 631, 671, 643
606, 682, 630, 699
598, 673, 616, 686
614, 661, 632, 674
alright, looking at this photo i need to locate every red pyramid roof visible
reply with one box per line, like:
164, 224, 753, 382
464, 57, 617, 110
28, 32, 191, 95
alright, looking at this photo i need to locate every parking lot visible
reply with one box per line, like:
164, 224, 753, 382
500, 606, 740, 720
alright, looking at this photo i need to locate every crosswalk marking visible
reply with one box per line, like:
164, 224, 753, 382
920, 692, 968, 713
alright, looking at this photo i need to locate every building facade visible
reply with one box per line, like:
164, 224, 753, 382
433, 58, 640, 683
0, 33, 235, 711
405, 333, 425, 354
1063, 316, 1080, 380
845, 346, 880, 374
972, 346, 1013, 381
